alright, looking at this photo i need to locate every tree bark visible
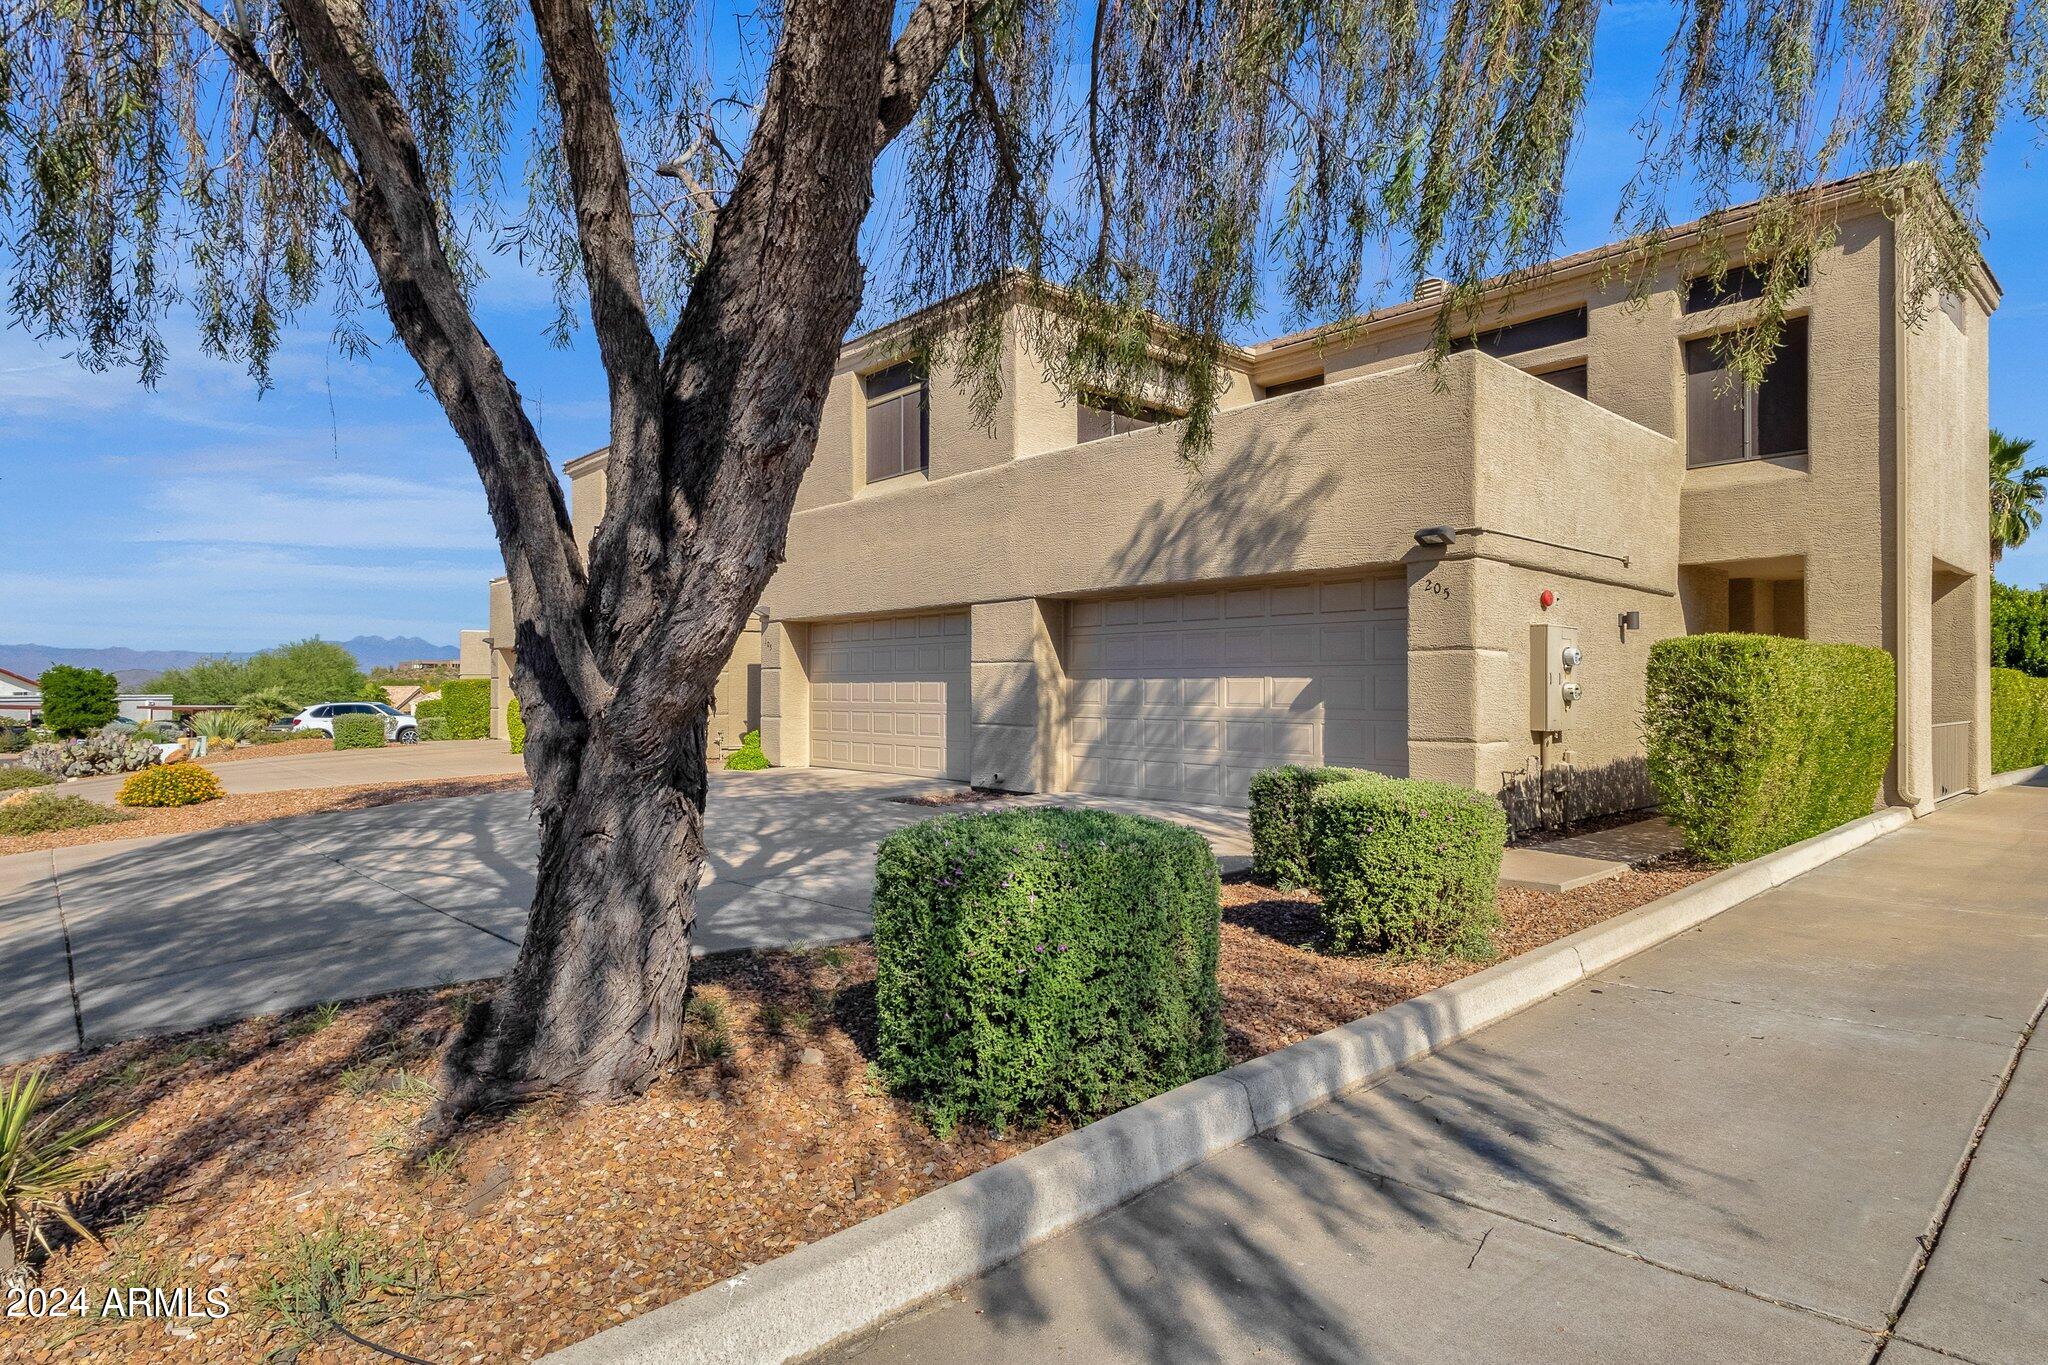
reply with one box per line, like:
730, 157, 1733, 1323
197, 0, 976, 1134
411, 0, 974, 1134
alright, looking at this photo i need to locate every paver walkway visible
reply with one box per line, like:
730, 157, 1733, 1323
0, 769, 1249, 1063
833, 778, 2048, 1365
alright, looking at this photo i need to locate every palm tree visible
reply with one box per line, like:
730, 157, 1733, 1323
1990, 430, 2047, 566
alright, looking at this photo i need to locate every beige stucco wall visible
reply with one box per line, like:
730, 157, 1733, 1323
529, 185, 1998, 813
761, 351, 1682, 806
458, 629, 491, 679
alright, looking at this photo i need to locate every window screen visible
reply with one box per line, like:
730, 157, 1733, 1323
1076, 392, 1178, 443
1257, 372, 1325, 400
1449, 306, 1588, 358
1683, 261, 1810, 313
1683, 319, 1809, 467
864, 362, 927, 482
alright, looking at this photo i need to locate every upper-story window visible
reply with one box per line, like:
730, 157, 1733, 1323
1077, 391, 1179, 443
1257, 372, 1324, 400
863, 361, 927, 483
1682, 261, 1810, 313
1536, 364, 1588, 399
1683, 318, 1809, 468
1449, 305, 1588, 359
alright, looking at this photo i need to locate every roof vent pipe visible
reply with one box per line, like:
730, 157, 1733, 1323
1413, 276, 1449, 304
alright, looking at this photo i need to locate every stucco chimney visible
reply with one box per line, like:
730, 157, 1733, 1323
1413, 276, 1449, 304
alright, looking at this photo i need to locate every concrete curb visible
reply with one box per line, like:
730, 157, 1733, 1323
543, 805, 1914, 1365
1983, 763, 2047, 792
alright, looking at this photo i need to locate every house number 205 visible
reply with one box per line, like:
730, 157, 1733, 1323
1419, 578, 1453, 600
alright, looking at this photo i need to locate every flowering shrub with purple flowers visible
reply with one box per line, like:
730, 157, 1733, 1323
1308, 773, 1507, 959
1247, 765, 1372, 887
872, 807, 1223, 1136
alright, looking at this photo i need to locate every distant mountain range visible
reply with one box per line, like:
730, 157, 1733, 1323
0, 637, 456, 689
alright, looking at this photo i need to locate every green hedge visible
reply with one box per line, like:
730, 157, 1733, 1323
437, 678, 491, 739
1991, 667, 2048, 772
723, 728, 768, 771
332, 715, 386, 750
1308, 773, 1507, 959
507, 696, 525, 754
1645, 634, 1894, 864
874, 807, 1223, 1135
1247, 765, 1369, 886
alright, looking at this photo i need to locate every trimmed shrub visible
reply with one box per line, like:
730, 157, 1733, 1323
1991, 667, 2048, 773
1248, 765, 1369, 886
0, 766, 56, 790
1992, 582, 2048, 677
38, 665, 118, 736
118, 763, 225, 808
332, 715, 387, 750
0, 795, 135, 838
874, 807, 1223, 1135
723, 728, 768, 771
437, 679, 491, 739
1308, 774, 1508, 959
506, 696, 525, 754
1645, 634, 1894, 864
416, 715, 451, 741
23, 734, 160, 778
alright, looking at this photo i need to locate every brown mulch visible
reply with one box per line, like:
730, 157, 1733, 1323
886, 787, 1017, 808
1217, 853, 1712, 1058
196, 738, 335, 764
0, 774, 530, 858
0, 858, 1711, 1364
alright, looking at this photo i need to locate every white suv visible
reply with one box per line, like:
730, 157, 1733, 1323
288, 701, 419, 743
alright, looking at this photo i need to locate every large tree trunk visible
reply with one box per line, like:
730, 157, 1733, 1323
411, 0, 972, 1135
433, 701, 714, 1120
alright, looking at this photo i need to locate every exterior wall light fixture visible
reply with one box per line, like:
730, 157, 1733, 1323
1414, 525, 1458, 548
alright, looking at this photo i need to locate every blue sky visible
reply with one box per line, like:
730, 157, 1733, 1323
1, 2, 2043, 654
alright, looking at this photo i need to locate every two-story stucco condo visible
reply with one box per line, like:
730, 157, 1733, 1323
479, 174, 1998, 827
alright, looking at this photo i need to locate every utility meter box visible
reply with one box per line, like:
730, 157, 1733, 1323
1530, 623, 1582, 733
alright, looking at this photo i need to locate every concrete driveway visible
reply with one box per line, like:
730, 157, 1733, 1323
51, 736, 526, 803
0, 769, 1249, 1063
836, 778, 2048, 1365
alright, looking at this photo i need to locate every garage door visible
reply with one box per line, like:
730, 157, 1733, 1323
808, 613, 969, 779
1067, 575, 1407, 806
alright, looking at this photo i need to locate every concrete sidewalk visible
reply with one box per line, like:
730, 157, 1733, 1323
50, 736, 526, 802
0, 769, 1250, 1063
834, 778, 2048, 1365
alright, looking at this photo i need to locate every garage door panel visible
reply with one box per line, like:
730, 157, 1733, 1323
808, 612, 967, 780
1066, 575, 1407, 806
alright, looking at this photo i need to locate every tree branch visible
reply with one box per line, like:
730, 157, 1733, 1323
279, 0, 608, 729
876, 0, 977, 145
527, 0, 662, 407
167, 0, 362, 199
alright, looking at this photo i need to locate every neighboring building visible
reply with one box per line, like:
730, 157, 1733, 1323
482, 174, 1996, 822
0, 671, 173, 727
382, 685, 429, 714
458, 629, 491, 679
0, 667, 39, 723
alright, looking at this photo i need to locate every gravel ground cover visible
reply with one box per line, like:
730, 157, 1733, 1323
1, 857, 1708, 1363
0, 773, 529, 857
196, 738, 336, 764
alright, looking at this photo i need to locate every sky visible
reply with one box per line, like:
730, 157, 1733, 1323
1, 2, 2044, 655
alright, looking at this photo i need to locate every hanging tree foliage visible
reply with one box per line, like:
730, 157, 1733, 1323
1, 0, 2040, 1123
